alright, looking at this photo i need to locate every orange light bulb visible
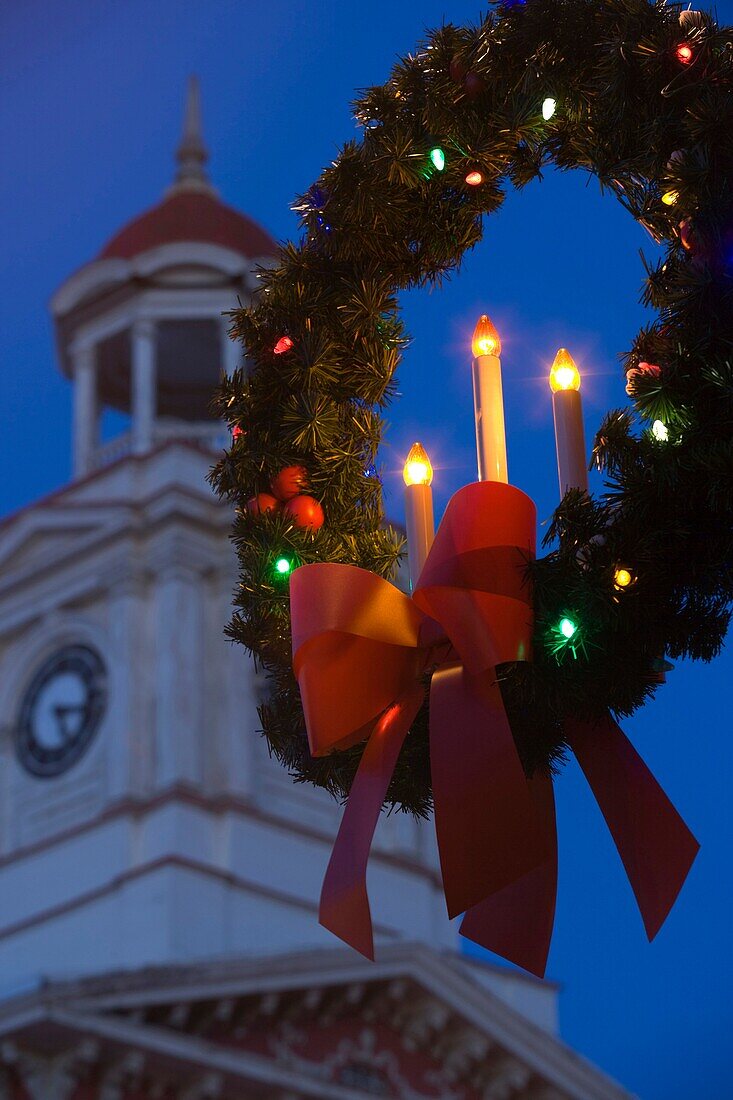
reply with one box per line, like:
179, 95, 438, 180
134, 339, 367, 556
549, 348, 581, 392
465, 170, 483, 186
614, 566, 634, 590
403, 442, 434, 486
471, 314, 502, 357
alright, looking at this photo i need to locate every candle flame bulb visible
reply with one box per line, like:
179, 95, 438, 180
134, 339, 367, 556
471, 314, 502, 358
549, 348, 581, 392
403, 442, 433, 486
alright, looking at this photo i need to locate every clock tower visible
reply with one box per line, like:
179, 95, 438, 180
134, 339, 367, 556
0, 79, 632, 1100
0, 79, 454, 989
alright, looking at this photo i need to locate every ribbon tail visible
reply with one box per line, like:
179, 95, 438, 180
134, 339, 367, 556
319, 685, 425, 960
566, 713, 700, 941
459, 772, 557, 978
430, 665, 550, 918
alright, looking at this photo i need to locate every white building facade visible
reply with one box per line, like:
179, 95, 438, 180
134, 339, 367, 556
0, 82, 632, 1100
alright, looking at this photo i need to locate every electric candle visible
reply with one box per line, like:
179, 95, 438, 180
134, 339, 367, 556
403, 442, 435, 590
549, 348, 588, 495
471, 314, 508, 483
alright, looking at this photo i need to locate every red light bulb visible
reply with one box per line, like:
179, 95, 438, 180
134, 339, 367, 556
676, 43, 693, 64
273, 336, 294, 355
465, 170, 483, 186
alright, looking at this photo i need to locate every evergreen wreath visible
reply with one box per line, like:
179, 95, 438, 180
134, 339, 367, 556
212, 0, 733, 817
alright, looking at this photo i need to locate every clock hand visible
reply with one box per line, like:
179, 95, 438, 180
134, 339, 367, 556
53, 704, 87, 744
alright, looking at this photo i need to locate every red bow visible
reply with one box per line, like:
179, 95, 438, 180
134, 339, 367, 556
291, 482, 698, 975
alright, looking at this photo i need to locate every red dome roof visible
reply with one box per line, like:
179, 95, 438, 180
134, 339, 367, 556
99, 191, 278, 261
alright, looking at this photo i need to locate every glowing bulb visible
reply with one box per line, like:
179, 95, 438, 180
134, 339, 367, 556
471, 314, 502, 357
403, 442, 434, 486
430, 147, 446, 171
465, 170, 483, 186
275, 557, 292, 575
662, 190, 679, 206
273, 336, 293, 355
614, 567, 634, 590
542, 97, 557, 121
559, 617, 577, 639
676, 43, 693, 64
652, 420, 669, 442
549, 348, 581, 392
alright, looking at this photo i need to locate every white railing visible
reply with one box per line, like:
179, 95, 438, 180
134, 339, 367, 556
91, 422, 229, 472
92, 431, 133, 470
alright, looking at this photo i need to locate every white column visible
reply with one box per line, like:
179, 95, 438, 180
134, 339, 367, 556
71, 341, 98, 478
131, 318, 156, 455
221, 317, 241, 377
154, 561, 204, 789
107, 569, 147, 800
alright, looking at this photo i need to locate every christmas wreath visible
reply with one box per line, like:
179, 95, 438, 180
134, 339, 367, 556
212, 0, 733, 820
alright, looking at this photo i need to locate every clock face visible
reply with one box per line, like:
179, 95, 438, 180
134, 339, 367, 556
15, 645, 107, 778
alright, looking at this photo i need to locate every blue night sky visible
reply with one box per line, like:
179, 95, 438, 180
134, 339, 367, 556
1, 3, 731, 1096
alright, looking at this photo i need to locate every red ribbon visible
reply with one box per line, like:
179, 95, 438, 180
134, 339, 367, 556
290, 482, 699, 975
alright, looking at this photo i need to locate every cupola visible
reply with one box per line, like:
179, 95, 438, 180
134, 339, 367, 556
50, 77, 278, 478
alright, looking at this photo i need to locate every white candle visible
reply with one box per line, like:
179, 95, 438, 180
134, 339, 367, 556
403, 442, 435, 590
549, 348, 588, 495
471, 314, 508, 483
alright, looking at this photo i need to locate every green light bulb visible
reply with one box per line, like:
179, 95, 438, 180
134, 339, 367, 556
275, 557, 292, 575
559, 617, 577, 639
430, 147, 446, 171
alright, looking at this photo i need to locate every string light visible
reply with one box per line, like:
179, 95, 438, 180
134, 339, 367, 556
273, 336, 294, 355
403, 442, 434, 486
614, 567, 634, 590
542, 97, 557, 120
676, 43, 693, 64
549, 615, 584, 661
430, 147, 446, 171
471, 314, 502, 357
559, 617, 577, 639
465, 170, 483, 186
549, 348, 581, 392
652, 420, 669, 442
662, 190, 679, 206
275, 557, 293, 576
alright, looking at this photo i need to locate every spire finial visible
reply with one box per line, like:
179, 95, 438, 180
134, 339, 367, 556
168, 76, 216, 196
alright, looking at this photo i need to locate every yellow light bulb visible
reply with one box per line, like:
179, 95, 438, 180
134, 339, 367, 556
662, 189, 679, 206
549, 348, 581, 392
471, 314, 502, 358
403, 442, 433, 486
614, 567, 634, 590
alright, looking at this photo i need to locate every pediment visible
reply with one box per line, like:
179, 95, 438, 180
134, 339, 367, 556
13, 947, 624, 1100
0, 504, 126, 582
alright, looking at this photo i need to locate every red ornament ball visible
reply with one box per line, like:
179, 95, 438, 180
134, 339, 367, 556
464, 72, 487, 101
271, 465, 309, 501
284, 494, 324, 531
246, 493, 280, 516
449, 56, 468, 85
